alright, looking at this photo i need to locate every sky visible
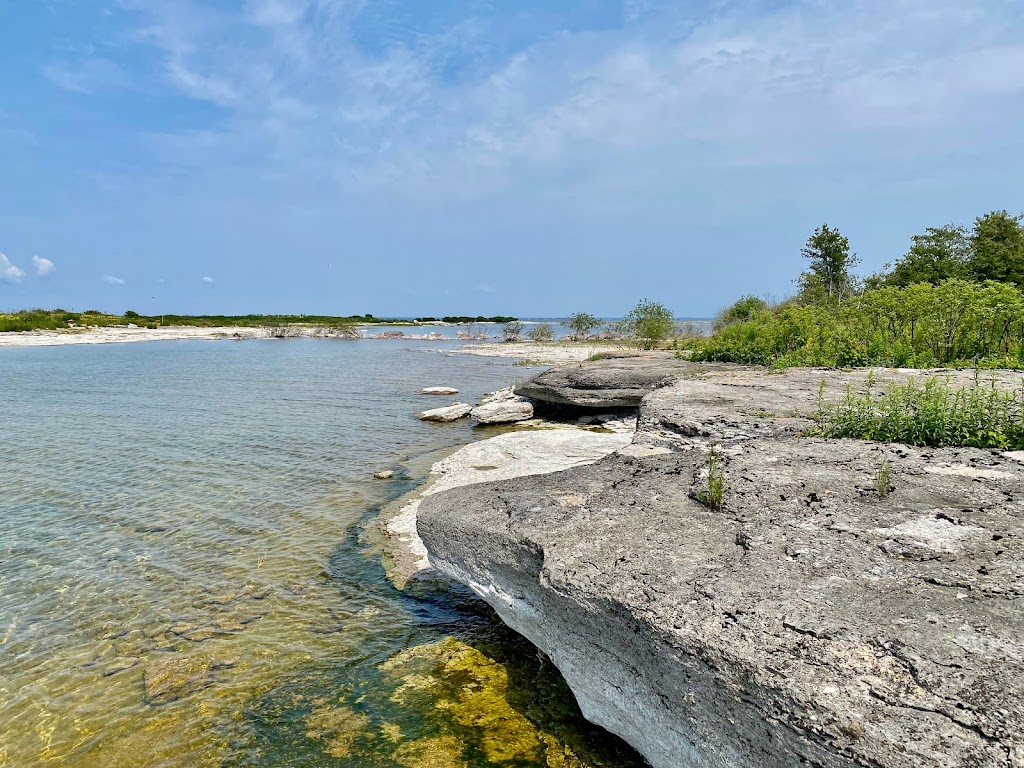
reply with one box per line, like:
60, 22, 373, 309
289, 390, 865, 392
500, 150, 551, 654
0, 0, 1022, 317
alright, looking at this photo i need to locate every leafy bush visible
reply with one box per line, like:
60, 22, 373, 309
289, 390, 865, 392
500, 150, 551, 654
622, 299, 674, 350
693, 280, 1024, 369
527, 323, 555, 343
714, 296, 769, 331
502, 320, 524, 342
811, 374, 1024, 449
566, 312, 601, 341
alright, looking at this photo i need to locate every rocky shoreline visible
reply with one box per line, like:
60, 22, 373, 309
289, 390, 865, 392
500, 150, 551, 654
391, 356, 1024, 767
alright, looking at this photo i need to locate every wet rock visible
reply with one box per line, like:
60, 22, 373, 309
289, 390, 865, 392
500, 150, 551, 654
417, 403, 472, 422
213, 619, 247, 632
168, 622, 198, 636
143, 657, 212, 704
103, 657, 140, 676
421, 387, 459, 395
374, 470, 395, 480
184, 629, 217, 642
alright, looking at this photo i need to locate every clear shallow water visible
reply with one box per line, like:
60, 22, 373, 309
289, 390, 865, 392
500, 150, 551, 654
0, 340, 645, 768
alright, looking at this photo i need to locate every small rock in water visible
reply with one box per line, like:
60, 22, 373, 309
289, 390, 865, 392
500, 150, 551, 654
144, 657, 212, 704
204, 592, 237, 606
184, 629, 217, 643
214, 619, 247, 632
420, 386, 459, 395
374, 470, 394, 480
417, 403, 472, 422
103, 657, 140, 677
168, 622, 198, 636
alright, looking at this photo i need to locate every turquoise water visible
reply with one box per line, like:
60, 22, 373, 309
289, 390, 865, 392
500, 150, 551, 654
0, 339, 644, 768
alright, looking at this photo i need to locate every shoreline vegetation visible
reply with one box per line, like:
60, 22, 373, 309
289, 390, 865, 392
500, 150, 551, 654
0, 309, 523, 334
690, 209, 1024, 369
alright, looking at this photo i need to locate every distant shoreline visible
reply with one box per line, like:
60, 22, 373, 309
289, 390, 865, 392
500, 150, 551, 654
0, 325, 615, 356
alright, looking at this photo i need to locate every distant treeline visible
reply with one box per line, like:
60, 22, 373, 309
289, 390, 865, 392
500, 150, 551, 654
0, 309, 400, 333
414, 316, 519, 324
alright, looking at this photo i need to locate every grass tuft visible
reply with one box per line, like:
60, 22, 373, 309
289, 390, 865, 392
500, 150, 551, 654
812, 374, 1024, 450
876, 458, 894, 497
696, 447, 727, 511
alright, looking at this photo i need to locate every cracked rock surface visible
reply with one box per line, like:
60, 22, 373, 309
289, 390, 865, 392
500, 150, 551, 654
419, 363, 1024, 768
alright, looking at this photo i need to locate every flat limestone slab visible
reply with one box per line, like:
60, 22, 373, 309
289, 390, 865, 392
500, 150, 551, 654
382, 429, 631, 586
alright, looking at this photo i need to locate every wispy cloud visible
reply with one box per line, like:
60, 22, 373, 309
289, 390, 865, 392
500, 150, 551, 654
201, 275, 214, 283
0, 253, 27, 283
103, 275, 126, 285
43, 58, 129, 94
32, 256, 55, 277
108, 0, 1024, 202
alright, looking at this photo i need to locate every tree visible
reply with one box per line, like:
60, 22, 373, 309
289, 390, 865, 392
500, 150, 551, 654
565, 312, 601, 341
502, 320, 524, 342
880, 225, 971, 287
968, 210, 1024, 286
124, 310, 139, 319
797, 224, 860, 304
526, 322, 554, 343
622, 299, 674, 350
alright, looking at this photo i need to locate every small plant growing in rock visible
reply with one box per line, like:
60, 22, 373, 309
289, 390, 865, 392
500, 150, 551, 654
697, 447, 727, 511
876, 458, 894, 497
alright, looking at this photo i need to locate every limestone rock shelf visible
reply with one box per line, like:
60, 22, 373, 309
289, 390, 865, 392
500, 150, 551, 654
418, 363, 1024, 768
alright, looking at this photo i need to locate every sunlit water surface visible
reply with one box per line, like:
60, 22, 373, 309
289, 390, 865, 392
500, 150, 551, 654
0, 339, 645, 768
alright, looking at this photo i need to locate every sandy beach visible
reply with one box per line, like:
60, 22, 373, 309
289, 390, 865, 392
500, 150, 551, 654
438, 341, 622, 364
0, 326, 275, 347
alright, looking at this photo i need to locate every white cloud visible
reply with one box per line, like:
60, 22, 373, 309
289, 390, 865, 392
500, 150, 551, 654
1, 253, 26, 283
104, 275, 126, 285
202, 275, 214, 283
32, 256, 55, 277
117, 0, 1024, 204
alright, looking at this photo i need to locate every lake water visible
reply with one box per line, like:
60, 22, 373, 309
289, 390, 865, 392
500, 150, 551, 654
0, 339, 645, 768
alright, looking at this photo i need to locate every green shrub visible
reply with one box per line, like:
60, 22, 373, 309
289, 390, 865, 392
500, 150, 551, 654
527, 323, 554, 343
566, 312, 602, 341
811, 374, 1024, 449
694, 280, 1024, 369
714, 296, 769, 331
622, 299, 674, 350
695, 447, 727, 511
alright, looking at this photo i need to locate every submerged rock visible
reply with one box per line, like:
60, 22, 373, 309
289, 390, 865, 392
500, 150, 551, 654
421, 387, 460, 395
419, 362, 1024, 768
417, 403, 472, 422
143, 657, 212, 704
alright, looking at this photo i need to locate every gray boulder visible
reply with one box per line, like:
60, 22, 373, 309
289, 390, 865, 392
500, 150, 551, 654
515, 354, 714, 407
471, 388, 534, 424
416, 403, 472, 422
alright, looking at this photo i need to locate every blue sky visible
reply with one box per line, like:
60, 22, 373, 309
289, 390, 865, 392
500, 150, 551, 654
1, 0, 1022, 317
